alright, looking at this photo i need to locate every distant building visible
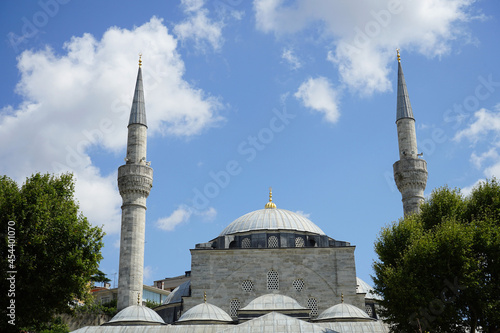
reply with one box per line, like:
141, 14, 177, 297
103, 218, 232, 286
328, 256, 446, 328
154, 271, 191, 292
92, 285, 170, 306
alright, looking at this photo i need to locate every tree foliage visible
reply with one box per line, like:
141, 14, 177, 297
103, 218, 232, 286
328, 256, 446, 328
373, 179, 500, 333
0, 173, 104, 332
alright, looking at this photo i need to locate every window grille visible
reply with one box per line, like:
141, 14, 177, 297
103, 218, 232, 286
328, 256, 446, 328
241, 237, 251, 248
241, 280, 254, 292
295, 237, 305, 247
267, 269, 279, 290
307, 298, 318, 318
229, 299, 240, 318
268, 235, 279, 248
293, 279, 305, 291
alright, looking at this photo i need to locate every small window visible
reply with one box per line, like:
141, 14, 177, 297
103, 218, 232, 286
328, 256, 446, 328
293, 279, 304, 291
241, 280, 254, 292
267, 269, 279, 290
307, 297, 318, 318
241, 237, 251, 248
295, 237, 305, 247
268, 236, 279, 248
229, 299, 240, 318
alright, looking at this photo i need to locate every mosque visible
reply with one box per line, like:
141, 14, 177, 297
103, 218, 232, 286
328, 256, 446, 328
72, 51, 427, 332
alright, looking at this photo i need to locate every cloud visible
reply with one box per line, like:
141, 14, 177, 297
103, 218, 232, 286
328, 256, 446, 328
295, 210, 311, 219
254, 0, 481, 95
294, 77, 340, 123
143, 265, 154, 284
0, 17, 223, 234
454, 108, 500, 143
454, 107, 500, 183
175, 0, 225, 52
282, 48, 301, 70
156, 205, 217, 231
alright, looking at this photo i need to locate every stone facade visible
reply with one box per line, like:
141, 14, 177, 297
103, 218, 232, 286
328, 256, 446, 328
184, 246, 364, 318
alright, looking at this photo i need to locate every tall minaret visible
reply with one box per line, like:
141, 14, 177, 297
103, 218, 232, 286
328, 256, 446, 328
117, 56, 153, 310
393, 50, 427, 215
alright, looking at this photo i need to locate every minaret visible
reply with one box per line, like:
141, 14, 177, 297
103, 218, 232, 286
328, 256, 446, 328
117, 56, 153, 310
393, 50, 427, 215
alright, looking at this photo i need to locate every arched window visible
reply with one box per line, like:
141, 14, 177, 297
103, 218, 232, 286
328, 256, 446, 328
229, 298, 240, 318
268, 235, 279, 248
267, 269, 279, 290
241, 237, 251, 248
307, 297, 318, 318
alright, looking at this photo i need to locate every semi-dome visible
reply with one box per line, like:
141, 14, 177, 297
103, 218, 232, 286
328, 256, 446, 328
103, 305, 165, 326
240, 294, 306, 311
219, 208, 325, 236
176, 302, 233, 324
356, 277, 382, 300
316, 303, 373, 322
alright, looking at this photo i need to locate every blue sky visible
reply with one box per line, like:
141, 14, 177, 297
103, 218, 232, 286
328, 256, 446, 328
1, 0, 500, 288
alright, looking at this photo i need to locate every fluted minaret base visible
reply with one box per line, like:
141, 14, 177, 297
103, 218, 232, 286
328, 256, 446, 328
393, 158, 427, 215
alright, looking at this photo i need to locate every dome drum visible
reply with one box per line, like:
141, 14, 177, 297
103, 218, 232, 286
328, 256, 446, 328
204, 232, 340, 250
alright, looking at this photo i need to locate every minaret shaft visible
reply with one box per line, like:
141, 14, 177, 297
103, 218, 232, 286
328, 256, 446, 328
393, 52, 427, 216
117, 62, 153, 310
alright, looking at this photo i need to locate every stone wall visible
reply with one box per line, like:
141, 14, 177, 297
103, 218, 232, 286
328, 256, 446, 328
59, 313, 111, 331
184, 246, 364, 318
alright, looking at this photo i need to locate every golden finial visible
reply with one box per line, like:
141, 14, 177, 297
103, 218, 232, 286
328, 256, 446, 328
265, 187, 276, 209
138, 53, 142, 68
204, 291, 207, 303
396, 49, 401, 63
137, 292, 141, 305
341, 293, 344, 303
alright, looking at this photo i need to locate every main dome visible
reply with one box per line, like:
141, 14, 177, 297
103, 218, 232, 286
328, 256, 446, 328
219, 207, 326, 236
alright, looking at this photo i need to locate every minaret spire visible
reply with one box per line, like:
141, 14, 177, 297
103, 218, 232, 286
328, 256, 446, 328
393, 50, 428, 215
117, 57, 153, 310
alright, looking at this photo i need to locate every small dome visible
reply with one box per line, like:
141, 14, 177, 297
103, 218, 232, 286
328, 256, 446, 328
176, 302, 232, 324
240, 294, 306, 311
104, 305, 165, 326
219, 208, 325, 236
316, 303, 373, 322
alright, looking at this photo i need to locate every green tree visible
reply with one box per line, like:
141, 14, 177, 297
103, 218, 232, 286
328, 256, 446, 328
91, 269, 111, 287
0, 173, 104, 332
373, 180, 500, 333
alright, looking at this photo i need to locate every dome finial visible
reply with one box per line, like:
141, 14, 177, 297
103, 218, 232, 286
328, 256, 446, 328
341, 293, 344, 303
396, 48, 401, 63
204, 291, 207, 303
265, 187, 276, 209
138, 53, 142, 68
137, 292, 141, 305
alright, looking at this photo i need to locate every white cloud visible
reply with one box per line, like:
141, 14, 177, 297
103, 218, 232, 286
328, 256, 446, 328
470, 148, 498, 169
0, 17, 223, 234
282, 48, 301, 70
143, 265, 154, 284
157, 206, 192, 231
294, 77, 341, 123
174, 1, 225, 52
454, 107, 500, 186
254, 0, 480, 95
156, 205, 217, 231
181, 0, 204, 12
454, 109, 500, 143
295, 210, 311, 218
